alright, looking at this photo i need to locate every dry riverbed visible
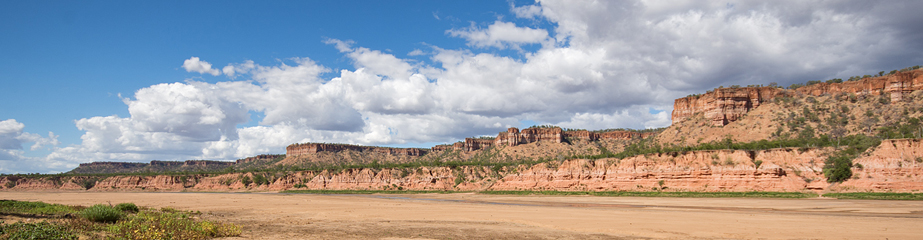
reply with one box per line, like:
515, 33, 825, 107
3, 191, 921, 239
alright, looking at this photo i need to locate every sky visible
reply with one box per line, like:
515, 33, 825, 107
2, 0, 923, 174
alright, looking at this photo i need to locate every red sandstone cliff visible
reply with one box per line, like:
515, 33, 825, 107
5, 139, 921, 193
672, 87, 785, 126
672, 69, 923, 126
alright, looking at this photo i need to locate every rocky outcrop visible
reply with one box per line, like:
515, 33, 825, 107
236, 154, 284, 164
795, 70, 923, 102
563, 130, 655, 141
496, 127, 563, 146
672, 87, 785, 126
672, 69, 923, 126
837, 139, 923, 192
287, 143, 428, 156
434, 127, 652, 152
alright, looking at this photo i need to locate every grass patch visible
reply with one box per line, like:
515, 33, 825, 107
281, 189, 461, 194
480, 190, 819, 198
0, 200, 78, 217
0, 221, 78, 240
823, 192, 923, 200
80, 204, 123, 223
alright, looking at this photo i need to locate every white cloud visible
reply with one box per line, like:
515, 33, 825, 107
511, 4, 542, 19
447, 21, 550, 49
28, 1, 923, 173
0, 119, 62, 173
182, 57, 221, 76
0, 119, 25, 150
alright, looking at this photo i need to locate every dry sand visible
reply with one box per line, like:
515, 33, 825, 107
3, 192, 921, 239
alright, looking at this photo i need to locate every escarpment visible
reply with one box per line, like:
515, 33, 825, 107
672, 69, 923, 126
4, 139, 921, 192
69, 160, 238, 174
286, 143, 428, 156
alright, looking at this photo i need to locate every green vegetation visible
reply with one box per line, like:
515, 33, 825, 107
0, 221, 77, 240
115, 202, 140, 213
823, 192, 923, 200
823, 155, 853, 183
0, 200, 241, 240
80, 204, 124, 223
108, 210, 241, 240
0, 200, 78, 217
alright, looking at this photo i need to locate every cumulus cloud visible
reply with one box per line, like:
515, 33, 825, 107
33, 1, 923, 172
0, 119, 61, 173
182, 57, 221, 76
447, 21, 551, 49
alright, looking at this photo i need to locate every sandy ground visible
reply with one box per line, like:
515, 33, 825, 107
3, 192, 922, 239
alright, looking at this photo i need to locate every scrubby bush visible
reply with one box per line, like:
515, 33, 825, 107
240, 176, 252, 187
252, 174, 268, 186
823, 155, 853, 183
80, 204, 123, 223
116, 203, 140, 213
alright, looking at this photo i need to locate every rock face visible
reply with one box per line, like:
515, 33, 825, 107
563, 130, 655, 141
672, 69, 923, 126
286, 143, 428, 157
839, 139, 923, 191
5, 139, 921, 193
672, 87, 785, 126
795, 70, 923, 102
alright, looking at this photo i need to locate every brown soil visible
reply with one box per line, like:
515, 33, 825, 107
4, 192, 922, 239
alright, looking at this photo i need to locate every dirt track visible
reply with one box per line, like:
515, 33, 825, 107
3, 192, 922, 239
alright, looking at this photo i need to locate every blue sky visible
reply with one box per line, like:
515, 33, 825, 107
2, 1, 922, 174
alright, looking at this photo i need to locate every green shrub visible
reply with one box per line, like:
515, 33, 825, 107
823, 155, 853, 183
0, 221, 77, 240
115, 203, 140, 213
240, 176, 252, 187
81, 204, 123, 223
252, 174, 268, 186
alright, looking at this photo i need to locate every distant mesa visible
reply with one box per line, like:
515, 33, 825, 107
286, 127, 653, 157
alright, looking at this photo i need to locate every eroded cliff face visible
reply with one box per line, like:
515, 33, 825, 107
672, 70, 923, 126
837, 139, 923, 191
5, 139, 921, 192
672, 87, 785, 126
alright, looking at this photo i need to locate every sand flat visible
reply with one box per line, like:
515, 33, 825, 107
3, 192, 921, 239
